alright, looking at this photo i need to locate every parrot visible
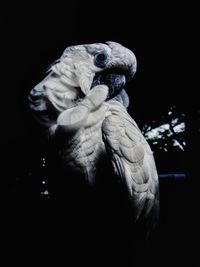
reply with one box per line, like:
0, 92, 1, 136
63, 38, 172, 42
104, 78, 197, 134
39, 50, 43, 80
28, 41, 159, 235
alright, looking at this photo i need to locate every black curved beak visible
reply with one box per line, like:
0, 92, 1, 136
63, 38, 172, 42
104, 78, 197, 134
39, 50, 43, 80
91, 72, 126, 100
104, 73, 126, 100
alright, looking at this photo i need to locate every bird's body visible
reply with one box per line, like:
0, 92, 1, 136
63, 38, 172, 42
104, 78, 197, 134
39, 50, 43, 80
29, 42, 159, 233
59, 117, 106, 184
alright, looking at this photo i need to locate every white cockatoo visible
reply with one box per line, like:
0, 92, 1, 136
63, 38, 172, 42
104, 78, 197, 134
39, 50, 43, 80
29, 41, 159, 230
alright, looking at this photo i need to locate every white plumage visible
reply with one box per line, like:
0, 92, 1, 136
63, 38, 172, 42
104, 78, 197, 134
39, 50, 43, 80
29, 41, 159, 229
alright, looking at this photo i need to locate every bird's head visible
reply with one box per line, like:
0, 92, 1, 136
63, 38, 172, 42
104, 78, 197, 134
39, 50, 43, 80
50, 41, 137, 100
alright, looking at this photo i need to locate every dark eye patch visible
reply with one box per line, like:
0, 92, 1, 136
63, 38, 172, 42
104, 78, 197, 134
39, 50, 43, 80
94, 52, 109, 68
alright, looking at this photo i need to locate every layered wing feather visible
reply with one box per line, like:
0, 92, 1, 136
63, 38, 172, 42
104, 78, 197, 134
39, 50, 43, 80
102, 101, 159, 226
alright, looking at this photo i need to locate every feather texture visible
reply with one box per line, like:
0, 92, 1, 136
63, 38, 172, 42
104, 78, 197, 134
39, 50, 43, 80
103, 101, 159, 224
29, 42, 159, 234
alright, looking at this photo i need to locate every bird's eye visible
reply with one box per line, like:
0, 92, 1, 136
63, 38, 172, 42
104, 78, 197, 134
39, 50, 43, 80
94, 52, 109, 68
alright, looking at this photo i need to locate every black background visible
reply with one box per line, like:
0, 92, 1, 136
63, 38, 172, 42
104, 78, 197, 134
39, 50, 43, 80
2, 2, 198, 266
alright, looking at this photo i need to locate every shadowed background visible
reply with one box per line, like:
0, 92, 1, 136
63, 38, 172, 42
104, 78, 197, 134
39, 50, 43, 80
1, 2, 198, 266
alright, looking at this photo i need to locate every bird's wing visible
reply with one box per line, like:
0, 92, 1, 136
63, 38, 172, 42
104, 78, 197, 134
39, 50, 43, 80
102, 101, 159, 226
